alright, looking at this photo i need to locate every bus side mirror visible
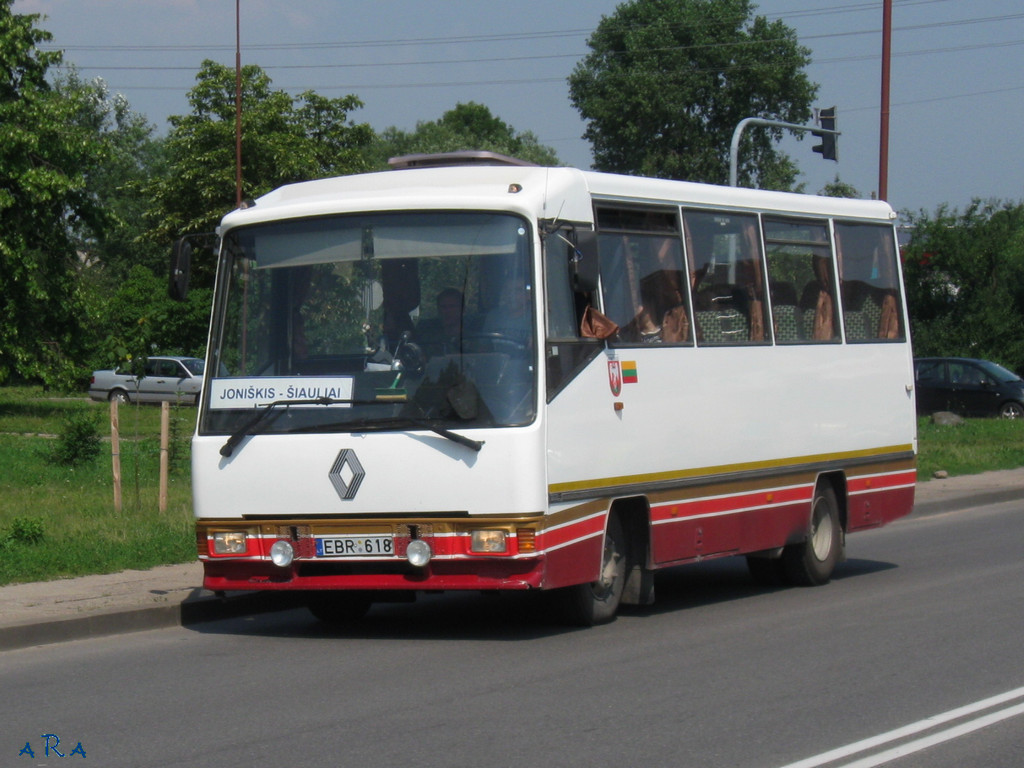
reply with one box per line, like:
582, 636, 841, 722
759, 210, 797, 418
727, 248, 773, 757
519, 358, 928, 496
572, 230, 600, 293
169, 238, 192, 301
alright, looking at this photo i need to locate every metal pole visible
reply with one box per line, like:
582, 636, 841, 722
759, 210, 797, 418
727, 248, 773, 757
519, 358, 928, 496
729, 117, 837, 188
235, 0, 243, 207
879, 0, 892, 200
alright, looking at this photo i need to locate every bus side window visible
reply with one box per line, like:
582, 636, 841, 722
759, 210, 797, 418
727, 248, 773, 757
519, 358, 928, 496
834, 221, 906, 342
594, 207, 691, 346
544, 230, 603, 399
683, 210, 768, 346
763, 218, 840, 343
544, 234, 582, 340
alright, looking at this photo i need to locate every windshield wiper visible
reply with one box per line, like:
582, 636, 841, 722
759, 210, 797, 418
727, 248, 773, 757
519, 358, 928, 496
220, 396, 484, 457
219, 399, 300, 457
370, 416, 485, 452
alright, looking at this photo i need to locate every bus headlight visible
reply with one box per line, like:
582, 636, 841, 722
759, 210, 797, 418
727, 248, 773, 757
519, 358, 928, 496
270, 540, 294, 567
471, 530, 507, 553
212, 531, 248, 554
406, 539, 432, 567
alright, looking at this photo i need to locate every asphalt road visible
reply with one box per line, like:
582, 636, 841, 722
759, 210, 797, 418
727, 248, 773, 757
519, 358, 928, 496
3, 499, 1022, 768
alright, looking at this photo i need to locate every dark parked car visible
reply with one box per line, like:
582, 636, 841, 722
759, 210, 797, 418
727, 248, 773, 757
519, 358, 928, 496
88, 356, 204, 405
914, 357, 1024, 419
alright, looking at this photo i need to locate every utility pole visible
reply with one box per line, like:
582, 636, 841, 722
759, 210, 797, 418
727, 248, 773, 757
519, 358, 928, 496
879, 0, 893, 200
235, 0, 243, 207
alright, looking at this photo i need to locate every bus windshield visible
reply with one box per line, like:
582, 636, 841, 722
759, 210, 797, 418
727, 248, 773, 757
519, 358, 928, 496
201, 211, 536, 436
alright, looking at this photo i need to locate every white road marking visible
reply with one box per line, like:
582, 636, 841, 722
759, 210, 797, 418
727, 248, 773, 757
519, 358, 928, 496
778, 685, 1024, 768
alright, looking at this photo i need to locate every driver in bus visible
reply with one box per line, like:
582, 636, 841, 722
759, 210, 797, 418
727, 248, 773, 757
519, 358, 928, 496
416, 288, 466, 356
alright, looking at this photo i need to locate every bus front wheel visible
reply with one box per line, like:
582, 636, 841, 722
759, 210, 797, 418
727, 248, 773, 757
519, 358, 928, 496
781, 484, 843, 586
558, 514, 627, 626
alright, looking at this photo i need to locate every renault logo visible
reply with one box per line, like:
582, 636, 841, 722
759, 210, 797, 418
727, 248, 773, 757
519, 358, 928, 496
329, 449, 365, 501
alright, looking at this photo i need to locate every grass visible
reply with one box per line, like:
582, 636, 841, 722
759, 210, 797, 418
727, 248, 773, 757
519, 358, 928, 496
0, 387, 197, 586
1, 387, 1022, 585
916, 416, 1024, 480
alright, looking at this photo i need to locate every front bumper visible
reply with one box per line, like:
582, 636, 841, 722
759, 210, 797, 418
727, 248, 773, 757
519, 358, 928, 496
197, 516, 549, 593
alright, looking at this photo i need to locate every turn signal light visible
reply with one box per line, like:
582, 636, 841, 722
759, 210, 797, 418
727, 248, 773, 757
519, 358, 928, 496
516, 528, 536, 553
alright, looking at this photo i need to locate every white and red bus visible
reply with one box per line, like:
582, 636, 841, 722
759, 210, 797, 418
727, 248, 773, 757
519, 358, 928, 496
181, 152, 916, 625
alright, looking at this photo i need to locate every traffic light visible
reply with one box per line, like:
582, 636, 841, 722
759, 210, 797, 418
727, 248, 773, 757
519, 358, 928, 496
812, 106, 838, 162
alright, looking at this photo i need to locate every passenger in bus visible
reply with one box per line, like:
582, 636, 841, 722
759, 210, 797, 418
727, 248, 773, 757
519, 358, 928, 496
618, 237, 690, 344
416, 288, 466, 355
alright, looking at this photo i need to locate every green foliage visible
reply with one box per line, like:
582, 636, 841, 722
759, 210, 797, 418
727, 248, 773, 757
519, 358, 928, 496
49, 409, 102, 467
819, 175, 860, 198
902, 200, 1024, 374
0, 2, 110, 387
55, 68, 168, 282
140, 60, 375, 290
568, 0, 816, 188
80, 264, 211, 370
0, 515, 45, 550
370, 102, 561, 168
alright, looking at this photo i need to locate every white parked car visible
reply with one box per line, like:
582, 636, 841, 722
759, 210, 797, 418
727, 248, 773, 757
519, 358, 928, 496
88, 356, 205, 405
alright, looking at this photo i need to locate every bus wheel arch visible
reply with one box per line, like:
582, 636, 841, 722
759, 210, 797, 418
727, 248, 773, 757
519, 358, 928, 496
780, 475, 846, 586
556, 503, 641, 626
614, 496, 655, 607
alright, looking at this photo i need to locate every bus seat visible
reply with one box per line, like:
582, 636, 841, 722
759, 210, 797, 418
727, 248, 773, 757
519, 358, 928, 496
843, 310, 869, 341
773, 304, 803, 342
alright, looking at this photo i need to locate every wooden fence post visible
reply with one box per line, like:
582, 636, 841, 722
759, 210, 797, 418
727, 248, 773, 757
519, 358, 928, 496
111, 398, 122, 513
159, 401, 169, 513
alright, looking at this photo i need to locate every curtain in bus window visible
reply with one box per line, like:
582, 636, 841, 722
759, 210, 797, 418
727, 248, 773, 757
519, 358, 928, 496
834, 222, 905, 341
810, 255, 835, 341
682, 210, 768, 345
743, 222, 766, 342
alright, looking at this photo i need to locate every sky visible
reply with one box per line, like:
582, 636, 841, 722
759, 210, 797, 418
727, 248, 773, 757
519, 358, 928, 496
12, 0, 1024, 217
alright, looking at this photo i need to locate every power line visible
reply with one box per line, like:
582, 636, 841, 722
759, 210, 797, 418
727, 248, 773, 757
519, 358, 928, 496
54, 35, 1024, 84
40, 6, 1023, 61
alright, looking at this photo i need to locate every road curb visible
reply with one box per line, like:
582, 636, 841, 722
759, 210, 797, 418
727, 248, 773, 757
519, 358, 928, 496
910, 487, 1024, 518
0, 592, 301, 652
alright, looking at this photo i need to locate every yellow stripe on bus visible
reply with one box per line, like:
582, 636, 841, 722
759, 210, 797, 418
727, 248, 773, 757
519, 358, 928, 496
548, 444, 915, 496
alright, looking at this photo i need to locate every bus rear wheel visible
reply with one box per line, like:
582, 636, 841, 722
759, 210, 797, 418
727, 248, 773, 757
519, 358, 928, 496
781, 483, 843, 586
306, 591, 373, 623
558, 514, 627, 626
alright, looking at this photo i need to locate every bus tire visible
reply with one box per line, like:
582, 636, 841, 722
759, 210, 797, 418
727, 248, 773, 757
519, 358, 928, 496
306, 591, 373, 623
781, 484, 843, 586
558, 513, 627, 626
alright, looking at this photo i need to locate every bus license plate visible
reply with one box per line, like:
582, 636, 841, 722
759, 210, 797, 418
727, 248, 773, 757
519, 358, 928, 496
315, 536, 394, 558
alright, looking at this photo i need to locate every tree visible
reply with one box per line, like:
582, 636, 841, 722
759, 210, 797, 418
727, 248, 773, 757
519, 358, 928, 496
140, 60, 374, 289
54, 69, 168, 281
902, 200, 1024, 374
80, 264, 211, 369
568, 0, 817, 189
370, 102, 560, 168
819, 175, 860, 198
0, 3, 109, 386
